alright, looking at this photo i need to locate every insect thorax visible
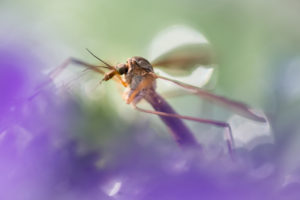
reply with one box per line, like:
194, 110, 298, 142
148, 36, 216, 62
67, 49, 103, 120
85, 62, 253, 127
123, 57, 156, 104
124, 56, 154, 87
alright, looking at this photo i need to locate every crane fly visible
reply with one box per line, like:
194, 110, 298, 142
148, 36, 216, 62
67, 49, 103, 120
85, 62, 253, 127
30, 27, 267, 157
33, 46, 266, 158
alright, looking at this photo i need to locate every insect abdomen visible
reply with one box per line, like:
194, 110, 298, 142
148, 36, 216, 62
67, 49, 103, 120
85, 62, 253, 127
144, 90, 198, 147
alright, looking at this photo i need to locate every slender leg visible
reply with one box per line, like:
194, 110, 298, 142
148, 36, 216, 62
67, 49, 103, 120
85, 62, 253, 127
62, 69, 90, 91
133, 104, 235, 157
155, 73, 266, 123
49, 58, 106, 79
28, 58, 107, 100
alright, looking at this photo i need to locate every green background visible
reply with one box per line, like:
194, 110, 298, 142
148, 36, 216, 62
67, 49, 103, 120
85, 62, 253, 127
1, 0, 300, 152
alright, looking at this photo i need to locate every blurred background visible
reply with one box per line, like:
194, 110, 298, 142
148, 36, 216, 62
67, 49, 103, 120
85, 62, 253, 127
1, 0, 300, 199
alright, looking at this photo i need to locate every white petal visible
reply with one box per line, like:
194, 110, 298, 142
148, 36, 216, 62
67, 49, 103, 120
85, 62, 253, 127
228, 111, 273, 151
156, 66, 214, 92
148, 25, 209, 61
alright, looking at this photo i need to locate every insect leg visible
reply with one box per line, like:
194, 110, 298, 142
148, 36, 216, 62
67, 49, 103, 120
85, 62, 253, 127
61, 58, 127, 87
49, 57, 106, 79
29, 58, 107, 100
133, 104, 235, 157
155, 74, 266, 123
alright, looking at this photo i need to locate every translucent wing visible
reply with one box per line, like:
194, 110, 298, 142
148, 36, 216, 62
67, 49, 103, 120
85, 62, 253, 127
29, 58, 109, 100
156, 74, 267, 123
148, 25, 215, 76
151, 43, 214, 76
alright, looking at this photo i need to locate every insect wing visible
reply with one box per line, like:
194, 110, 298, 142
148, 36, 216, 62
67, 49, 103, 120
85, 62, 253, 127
156, 74, 266, 123
29, 58, 107, 100
148, 25, 215, 76
151, 43, 214, 76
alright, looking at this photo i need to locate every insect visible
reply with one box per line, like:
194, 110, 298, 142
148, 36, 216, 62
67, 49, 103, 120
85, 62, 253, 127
34, 27, 266, 156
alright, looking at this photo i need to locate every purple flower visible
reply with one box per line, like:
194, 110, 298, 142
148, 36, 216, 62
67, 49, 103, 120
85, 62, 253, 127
1, 44, 299, 200
0, 45, 106, 200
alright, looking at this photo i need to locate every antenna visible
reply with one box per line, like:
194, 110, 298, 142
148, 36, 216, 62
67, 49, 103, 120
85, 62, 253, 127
85, 48, 114, 70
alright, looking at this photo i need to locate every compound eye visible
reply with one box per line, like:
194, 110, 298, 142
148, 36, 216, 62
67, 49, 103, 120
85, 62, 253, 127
116, 63, 128, 75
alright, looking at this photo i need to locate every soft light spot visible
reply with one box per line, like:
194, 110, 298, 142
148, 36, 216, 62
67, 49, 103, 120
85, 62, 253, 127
108, 181, 122, 197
